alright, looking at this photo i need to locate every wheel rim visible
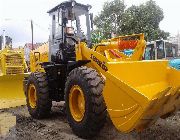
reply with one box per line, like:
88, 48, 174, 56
69, 85, 85, 122
28, 84, 37, 108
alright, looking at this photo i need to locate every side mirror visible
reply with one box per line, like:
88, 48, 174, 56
90, 13, 93, 30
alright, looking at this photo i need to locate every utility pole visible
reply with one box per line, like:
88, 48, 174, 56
2, 30, 6, 49
31, 20, 34, 50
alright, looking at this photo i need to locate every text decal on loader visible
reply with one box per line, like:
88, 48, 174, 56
90, 54, 108, 71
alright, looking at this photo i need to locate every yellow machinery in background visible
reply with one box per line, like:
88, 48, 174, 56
29, 43, 48, 72
0, 46, 29, 109
24, 1, 180, 139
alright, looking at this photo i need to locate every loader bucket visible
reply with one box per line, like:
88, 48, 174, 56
103, 60, 180, 132
0, 74, 28, 109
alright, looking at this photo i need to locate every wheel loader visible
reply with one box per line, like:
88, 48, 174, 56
0, 35, 29, 109
24, 0, 180, 139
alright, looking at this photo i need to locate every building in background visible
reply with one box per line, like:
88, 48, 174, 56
167, 32, 180, 56
0, 35, 12, 49
24, 43, 38, 62
24, 42, 46, 63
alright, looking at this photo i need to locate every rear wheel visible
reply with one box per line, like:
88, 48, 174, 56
65, 66, 107, 139
26, 72, 52, 119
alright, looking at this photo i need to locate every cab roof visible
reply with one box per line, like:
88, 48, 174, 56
47, 0, 90, 14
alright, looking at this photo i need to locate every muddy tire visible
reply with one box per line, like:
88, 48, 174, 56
65, 66, 107, 139
26, 72, 52, 119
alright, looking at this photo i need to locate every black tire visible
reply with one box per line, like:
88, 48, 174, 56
26, 72, 52, 119
65, 66, 107, 139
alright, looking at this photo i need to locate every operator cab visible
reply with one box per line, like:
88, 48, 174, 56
48, 0, 93, 62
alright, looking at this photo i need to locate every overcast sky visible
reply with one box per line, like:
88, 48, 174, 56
0, 0, 180, 46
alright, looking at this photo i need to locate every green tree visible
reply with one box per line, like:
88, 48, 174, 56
94, 0, 170, 41
121, 0, 169, 41
91, 30, 105, 43
94, 0, 126, 39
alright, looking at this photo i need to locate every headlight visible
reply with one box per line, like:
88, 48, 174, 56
66, 27, 74, 35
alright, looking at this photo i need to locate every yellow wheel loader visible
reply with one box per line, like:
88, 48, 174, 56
24, 0, 180, 139
0, 45, 29, 109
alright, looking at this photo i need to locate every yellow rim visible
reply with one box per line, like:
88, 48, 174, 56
69, 85, 85, 122
28, 84, 37, 108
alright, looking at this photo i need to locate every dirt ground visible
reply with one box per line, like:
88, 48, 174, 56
0, 103, 180, 140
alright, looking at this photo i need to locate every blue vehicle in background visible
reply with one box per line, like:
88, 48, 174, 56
144, 40, 180, 70
124, 49, 134, 56
169, 58, 180, 70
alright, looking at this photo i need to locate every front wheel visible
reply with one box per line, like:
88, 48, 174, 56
65, 66, 107, 139
26, 72, 52, 119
